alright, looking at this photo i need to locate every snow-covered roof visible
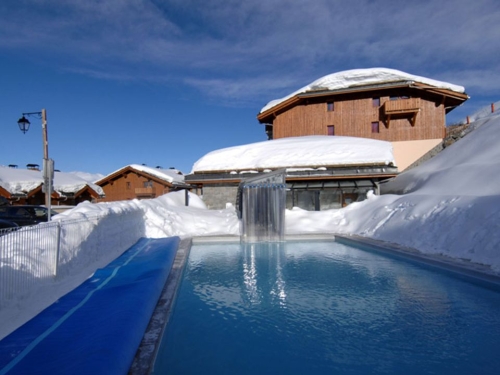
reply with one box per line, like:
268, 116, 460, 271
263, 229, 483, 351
191, 136, 395, 173
101, 164, 186, 185
260, 68, 466, 114
0, 166, 104, 196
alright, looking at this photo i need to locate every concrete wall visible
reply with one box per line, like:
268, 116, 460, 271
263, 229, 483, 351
391, 139, 443, 171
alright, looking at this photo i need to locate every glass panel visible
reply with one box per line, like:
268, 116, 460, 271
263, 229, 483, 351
319, 190, 342, 209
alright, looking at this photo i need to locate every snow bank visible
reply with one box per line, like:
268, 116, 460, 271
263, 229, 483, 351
0, 191, 239, 339
261, 68, 466, 113
285, 110, 500, 272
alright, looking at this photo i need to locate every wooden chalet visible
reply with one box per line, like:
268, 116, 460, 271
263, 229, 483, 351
95, 164, 191, 202
257, 68, 469, 171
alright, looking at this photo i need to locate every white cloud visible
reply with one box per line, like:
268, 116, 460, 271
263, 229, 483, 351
0, 0, 498, 105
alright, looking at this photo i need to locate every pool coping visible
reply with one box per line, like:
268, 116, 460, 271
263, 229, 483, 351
130, 233, 500, 373
335, 234, 500, 287
129, 237, 192, 375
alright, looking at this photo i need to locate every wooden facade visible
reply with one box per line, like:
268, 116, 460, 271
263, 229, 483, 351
96, 165, 190, 202
258, 82, 468, 143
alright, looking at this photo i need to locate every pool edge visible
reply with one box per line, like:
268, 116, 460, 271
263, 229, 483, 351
129, 237, 192, 375
335, 234, 500, 287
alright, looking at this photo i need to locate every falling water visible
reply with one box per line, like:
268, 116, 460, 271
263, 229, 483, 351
238, 169, 286, 243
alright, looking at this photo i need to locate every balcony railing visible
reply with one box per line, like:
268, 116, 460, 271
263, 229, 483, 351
135, 187, 156, 197
383, 97, 421, 127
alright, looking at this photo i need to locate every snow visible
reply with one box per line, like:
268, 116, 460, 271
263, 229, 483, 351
101, 164, 185, 184
68, 171, 105, 183
1, 103, 500, 341
260, 67, 467, 113
0, 167, 104, 196
192, 136, 395, 172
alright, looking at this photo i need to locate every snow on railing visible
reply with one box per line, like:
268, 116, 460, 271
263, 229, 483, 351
0, 208, 145, 309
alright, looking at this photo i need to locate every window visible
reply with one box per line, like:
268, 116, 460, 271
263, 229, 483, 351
143, 181, 153, 188
371, 121, 380, 133
372, 97, 380, 107
327, 125, 335, 136
126, 182, 131, 190
327, 102, 334, 111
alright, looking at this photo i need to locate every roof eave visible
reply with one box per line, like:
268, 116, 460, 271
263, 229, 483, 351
258, 80, 468, 123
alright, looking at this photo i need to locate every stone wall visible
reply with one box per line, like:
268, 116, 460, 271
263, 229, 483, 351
201, 185, 239, 210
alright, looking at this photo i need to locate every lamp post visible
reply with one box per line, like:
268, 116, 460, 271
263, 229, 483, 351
17, 109, 54, 221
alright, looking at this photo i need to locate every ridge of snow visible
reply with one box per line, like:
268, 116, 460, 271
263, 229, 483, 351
261, 67, 466, 113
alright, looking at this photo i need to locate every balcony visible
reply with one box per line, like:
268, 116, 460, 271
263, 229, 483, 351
135, 187, 156, 198
383, 97, 421, 127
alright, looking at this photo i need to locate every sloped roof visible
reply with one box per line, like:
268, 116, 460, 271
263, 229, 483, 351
96, 164, 188, 187
259, 68, 468, 118
0, 166, 104, 198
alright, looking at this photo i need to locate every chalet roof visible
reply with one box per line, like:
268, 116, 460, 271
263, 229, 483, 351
190, 136, 396, 174
96, 164, 189, 187
258, 68, 469, 121
0, 166, 104, 198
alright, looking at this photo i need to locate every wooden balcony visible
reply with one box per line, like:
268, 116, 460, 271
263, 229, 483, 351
383, 97, 421, 127
135, 187, 156, 197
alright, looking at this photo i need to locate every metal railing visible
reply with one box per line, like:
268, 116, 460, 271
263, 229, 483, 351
0, 208, 145, 308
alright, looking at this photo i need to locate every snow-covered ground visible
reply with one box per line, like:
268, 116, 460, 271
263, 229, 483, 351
1, 104, 499, 340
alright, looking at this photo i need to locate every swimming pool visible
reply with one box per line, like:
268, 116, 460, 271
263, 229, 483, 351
152, 239, 500, 374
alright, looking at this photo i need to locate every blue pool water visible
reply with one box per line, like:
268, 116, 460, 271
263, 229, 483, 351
153, 240, 500, 374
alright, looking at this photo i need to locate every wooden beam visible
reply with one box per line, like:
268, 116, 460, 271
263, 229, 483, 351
410, 110, 418, 127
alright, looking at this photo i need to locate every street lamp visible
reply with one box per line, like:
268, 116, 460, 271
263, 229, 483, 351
17, 109, 54, 221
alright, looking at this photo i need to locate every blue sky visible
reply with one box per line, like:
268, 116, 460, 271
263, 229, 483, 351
1, 0, 499, 176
